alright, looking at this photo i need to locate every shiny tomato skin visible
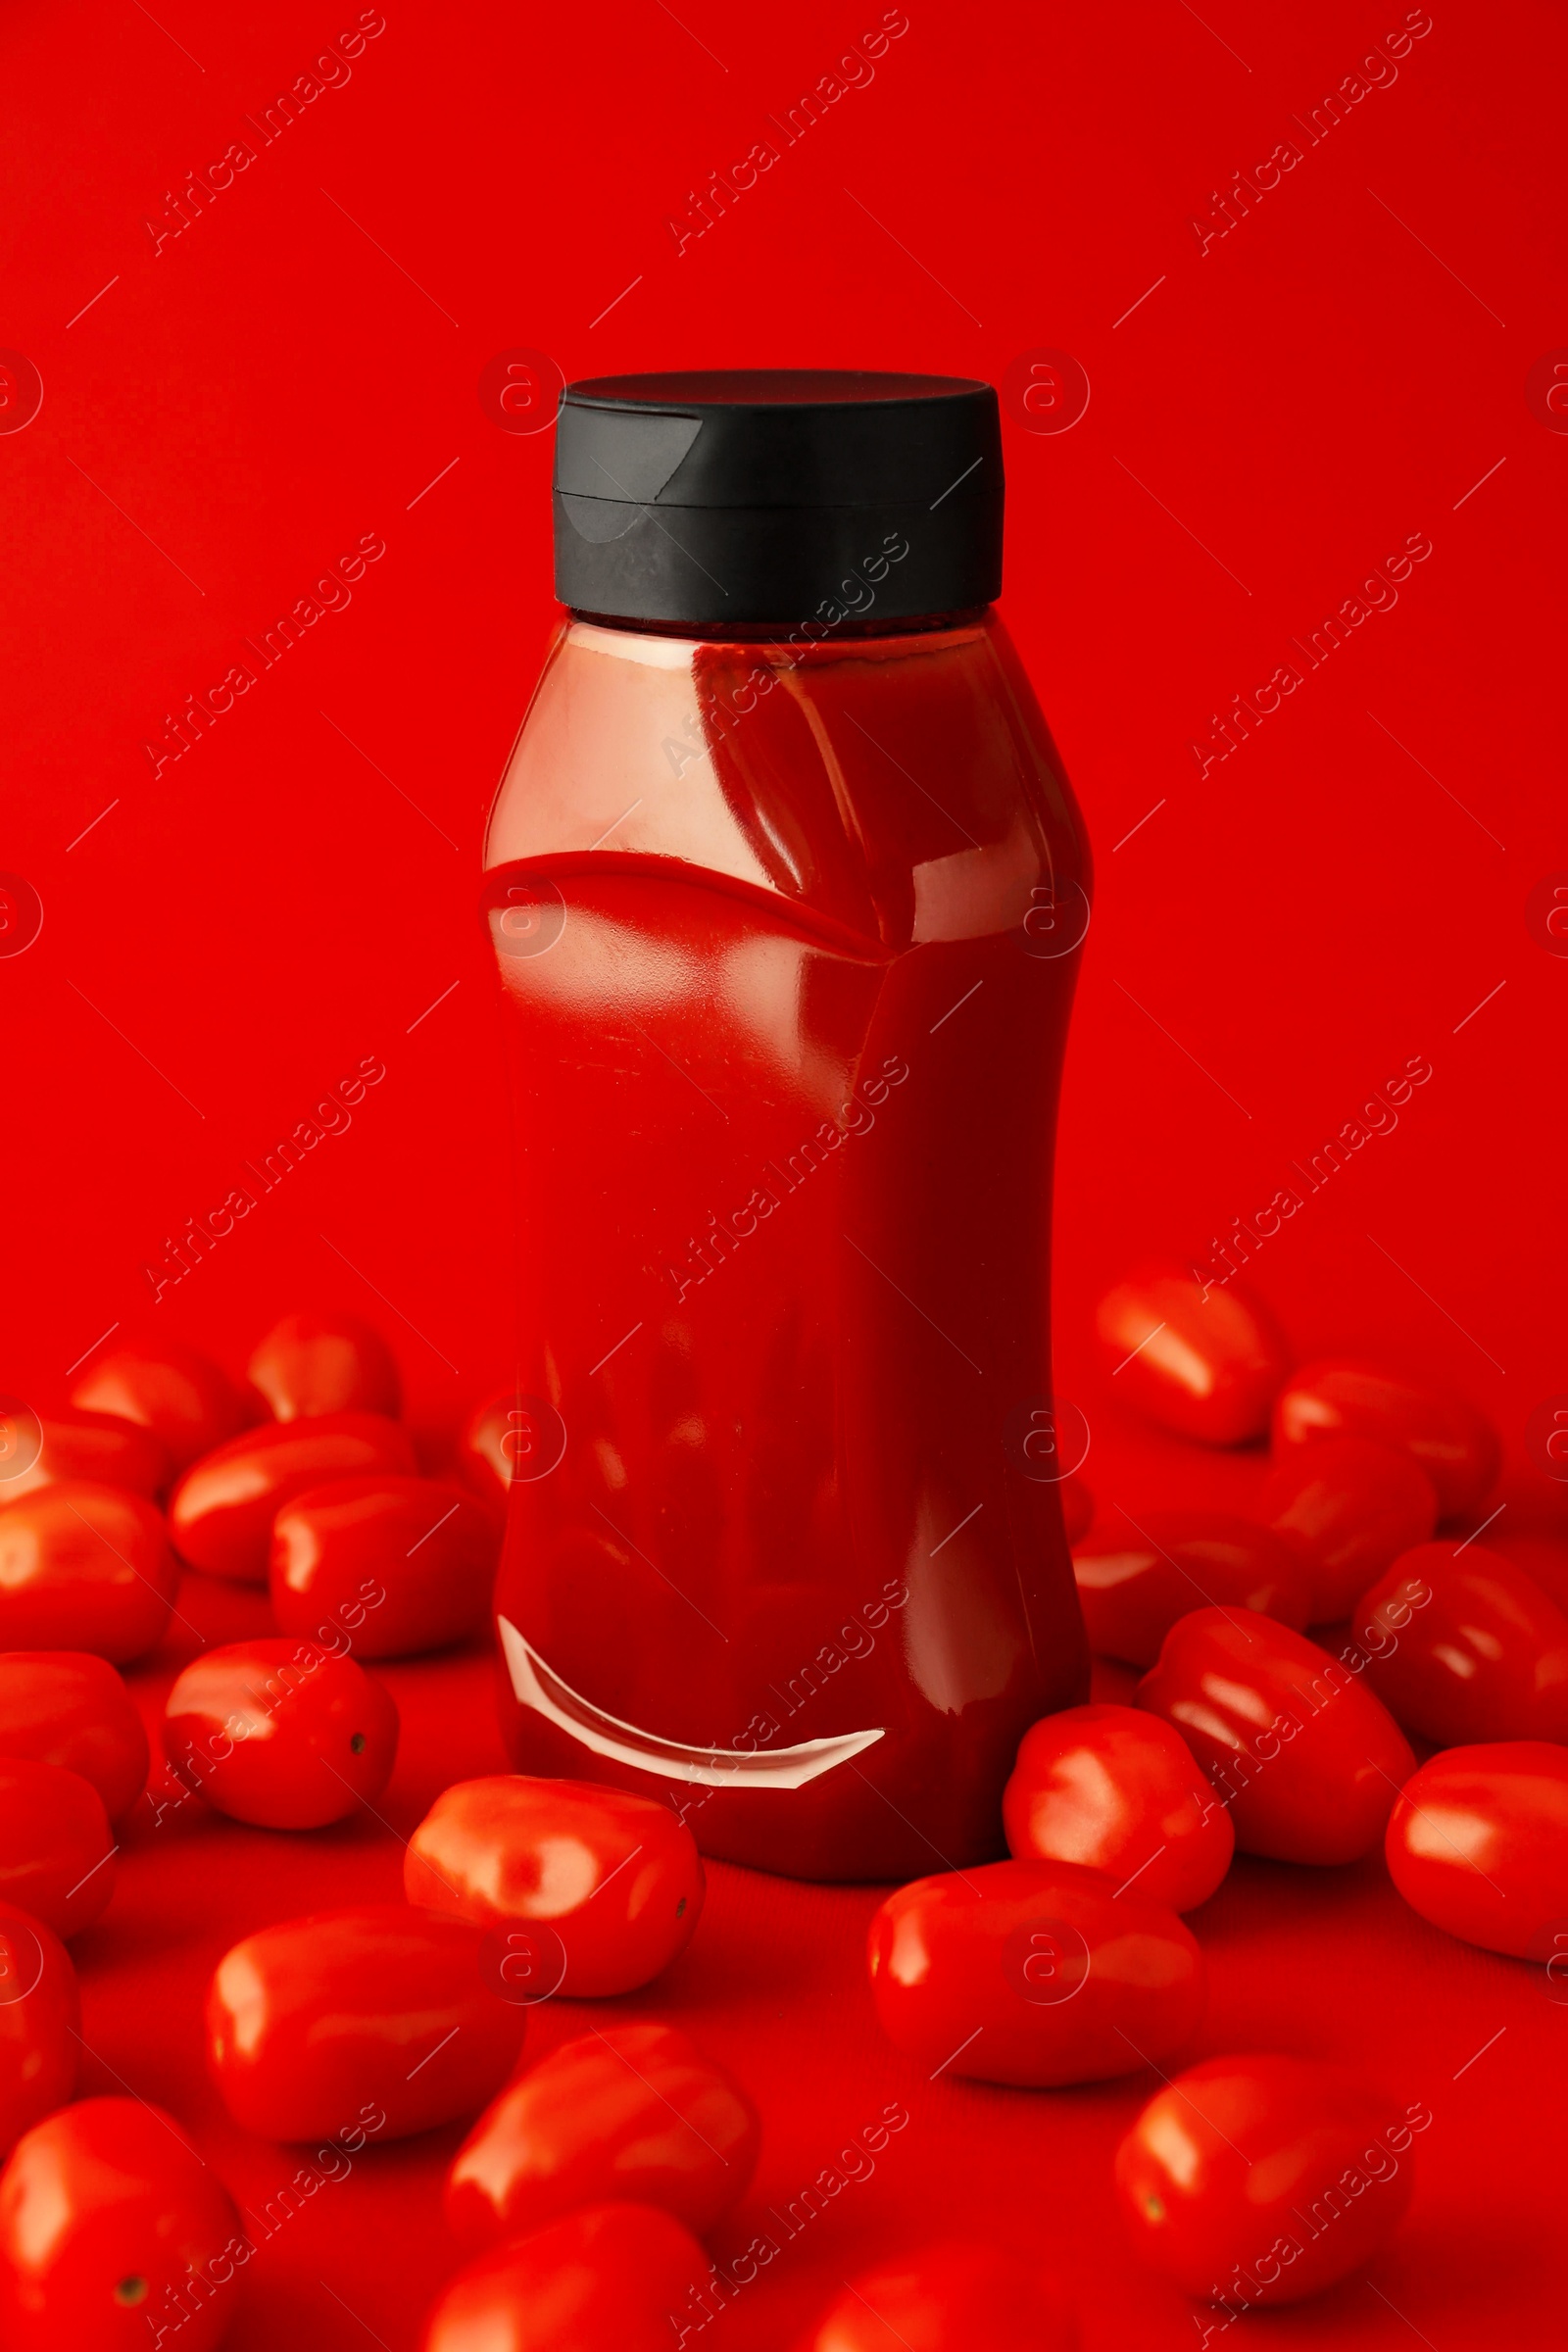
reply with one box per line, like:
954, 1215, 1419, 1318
206, 1905, 525, 2142
247, 1311, 401, 1423
0, 1904, 78, 2157
1115, 2054, 1416, 2304
405, 1777, 704, 1997
0, 1484, 179, 1664
457, 1390, 534, 1505
807, 2242, 1080, 2352
1385, 1741, 1568, 1958
1060, 1475, 1093, 1546
1073, 1513, 1311, 1667
420, 2202, 708, 2352
0, 1653, 149, 1823
1003, 1704, 1234, 1911
1261, 1436, 1438, 1621
1094, 1263, 1288, 1446
270, 1476, 499, 1658
1136, 1608, 1414, 1865
0, 1760, 117, 1938
0, 1410, 171, 1505
1356, 1543, 1568, 1746
866, 1859, 1205, 2088
446, 2022, 759, 2246
69, 1346, 250, 1474
1272, 1359, 1499, 1519
0, 2095, 244, 2350
169, 1413, 416, 1582
163, 1639, 398, 1830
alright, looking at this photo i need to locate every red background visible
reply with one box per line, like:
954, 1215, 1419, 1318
3, 0, 1565, 2343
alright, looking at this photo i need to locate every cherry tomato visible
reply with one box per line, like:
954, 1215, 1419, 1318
163, 1639, 398, 1830
270, 1476, 498, 1658
1354, 1542, 1568, 1746
420, 2202, 708, 2352
866, 1859, 1205, 2087
206, 1905, 524, 2141
69, 1345, 249, 1474
0, 2095, 245, 2351
0, 1483, 178, 1664
1260, 1436, 1437, 1620
1060, 1475, 1093, 1546
0, 1652, 149, 1821
1115, 2054, 1418, 2305
458, 1389, 537, 1505
0, 1409, 170, 1505
807, 2242, 1079, 2352
0, 1760, 116, 1938
247, 1310, 401, 1423
1003, 1703, 1234, 1911
1072, 1513, 1310, 1667
1094, 1263, 1288, 1446
405, 1777, 704, 1997
446, 2022, 758, 2246
1385, 1741, 1568, 1958
1136, 1607, 1414, 1865
169, 1412, 416, 1583
0, 1904, 77, 2157
1272, 1358, 1498, 1520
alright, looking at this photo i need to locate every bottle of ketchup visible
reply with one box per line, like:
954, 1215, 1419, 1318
485, 371, 1091, 1880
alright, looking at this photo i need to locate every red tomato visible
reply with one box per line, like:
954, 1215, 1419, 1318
807, 2242, 1079, 2352
866, 1859, 1205, 2087
1003, 1704, 1234, 1911
69, 1345, 250, 1474
1261, 1436, 1437, 1620
1385, 1741, 1568, 1958
247, 1310, 401, 1423
1094, 1263, 1288, 1446
446, 2022, 758, 2246
169, 1413, 416, 1582
0, 1760, 117, 1938
1354, 1542, 1568, 1746
420, 2202, 709, 2352
1, 1409, 170, 1504
0, 1483, 178, 1664
1272, 1358, 1499, 1519
457, 1389, 535, 1505
1060, 1474, 1093, 1546
405, 1777, 704, 1997
0, 1904, 78, 2156
0, 2095, 245, 2351
1136, 1608, 1414, 1865
162, 1639, 398, 1831
1115, 2055, 1418, 2305
206, 1905, 524, 2141
0, 1652, 149, 1821
270, 1476, 498, 1657
1072, 1513, 1310, 1667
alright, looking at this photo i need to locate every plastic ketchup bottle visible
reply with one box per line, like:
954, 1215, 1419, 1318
485, 371, 1091, 1881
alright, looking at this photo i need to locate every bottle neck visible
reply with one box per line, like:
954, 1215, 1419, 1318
563, 603, 994, 646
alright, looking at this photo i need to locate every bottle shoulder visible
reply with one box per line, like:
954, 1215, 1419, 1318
484, 613, 1089, 952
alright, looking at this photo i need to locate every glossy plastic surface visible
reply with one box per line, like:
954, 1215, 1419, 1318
485, 612, 1091, 1880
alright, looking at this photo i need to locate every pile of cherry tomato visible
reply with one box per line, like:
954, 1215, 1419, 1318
0, 1271, 1560, 2348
